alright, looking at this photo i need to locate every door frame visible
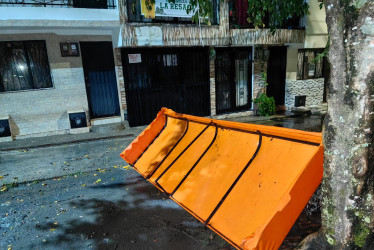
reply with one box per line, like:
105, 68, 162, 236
266, 46, 287, 106
215, 47, 253, 114
80, 41, 121, 119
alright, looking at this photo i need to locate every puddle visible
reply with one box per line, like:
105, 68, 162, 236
251, 114, 325, 132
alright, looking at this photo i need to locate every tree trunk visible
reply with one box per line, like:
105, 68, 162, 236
302, 0, 374, 249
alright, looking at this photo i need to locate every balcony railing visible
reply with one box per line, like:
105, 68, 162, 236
0, 0, 116, 9
229, 0, 306, 29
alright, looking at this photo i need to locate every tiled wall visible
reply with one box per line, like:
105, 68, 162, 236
0, 33, 112, 139
285, 78, 324, 108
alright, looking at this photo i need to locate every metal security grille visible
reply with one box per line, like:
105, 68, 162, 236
215, 48, 252, 114
122, 47, 210, 127
0, 40, 52, 92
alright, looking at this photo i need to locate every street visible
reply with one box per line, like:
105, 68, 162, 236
0, 138, 232, 250
0, 114, 324, 249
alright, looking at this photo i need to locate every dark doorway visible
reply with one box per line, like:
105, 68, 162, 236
215, 48, 252, 114
267, 46, 287, 106
80, 42, 120, 119
122, 47, 210, 127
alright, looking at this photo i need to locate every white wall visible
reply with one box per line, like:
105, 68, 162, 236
0, 7, 119, 23
0, 33, 114, 139
0, 6, 121, 47
305, 0, 329, 48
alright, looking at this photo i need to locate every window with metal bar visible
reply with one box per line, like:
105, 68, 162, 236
0, 40, 53, 92
297, 48, 325, 80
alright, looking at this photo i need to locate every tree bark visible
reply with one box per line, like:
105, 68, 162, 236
302, 0, 374, 249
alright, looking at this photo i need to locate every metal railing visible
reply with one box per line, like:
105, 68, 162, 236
0, 0, 116, 9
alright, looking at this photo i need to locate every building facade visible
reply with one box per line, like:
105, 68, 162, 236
0, 0, 123, 141
118, 0, 328, 126
0, 0, 328, 140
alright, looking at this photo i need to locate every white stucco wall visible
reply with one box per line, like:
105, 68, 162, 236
305, 0, 329, 48
0, 33, 114, 139
0, 6, 119, 24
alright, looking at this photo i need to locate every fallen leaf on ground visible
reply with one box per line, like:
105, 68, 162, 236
42, 183, 47, 186
50, 229, 56, 231
1, 186, 7, 192
81, 184, 86, 187
94, 179, 102, 184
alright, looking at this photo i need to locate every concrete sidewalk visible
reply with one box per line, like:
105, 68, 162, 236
0, 122, 146, 151
0, 115, 275, 185
0, 114, 276, 151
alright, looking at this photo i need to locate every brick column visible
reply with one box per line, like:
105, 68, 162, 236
252, 46, 268, 100
114, 48, 127, 113
209, 59, 216, 116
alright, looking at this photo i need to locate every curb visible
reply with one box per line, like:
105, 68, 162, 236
0, 133, 136, 152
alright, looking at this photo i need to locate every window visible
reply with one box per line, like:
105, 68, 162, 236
0, 40, 52, 92
297, 48, 325, 80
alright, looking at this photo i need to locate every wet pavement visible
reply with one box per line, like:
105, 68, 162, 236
232, 112, 325, 132
252, 114, 325, 132
1, 161, 232, 250
0, 113, 324, 250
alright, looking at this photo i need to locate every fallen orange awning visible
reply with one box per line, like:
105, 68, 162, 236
120, 108, 323, 249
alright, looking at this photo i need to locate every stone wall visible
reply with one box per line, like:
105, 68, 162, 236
209, 59, 216, 116
114, 48, 127, 116
252, 47, 268, 100
0, 33, 112, 139
285, 78, 324, 109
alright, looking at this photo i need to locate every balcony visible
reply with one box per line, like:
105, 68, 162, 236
0, 0, 120, 37
228, 0, 306, 30
0, 0, 116, 9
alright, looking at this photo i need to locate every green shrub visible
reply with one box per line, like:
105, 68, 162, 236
253, 93, 276, 116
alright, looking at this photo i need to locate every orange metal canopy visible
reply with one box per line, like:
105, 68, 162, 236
120, 108, 323, 249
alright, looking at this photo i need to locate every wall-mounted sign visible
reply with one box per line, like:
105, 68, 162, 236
142, 0, 194, 18
128, 54, 142, 63
60, 42, 80, 57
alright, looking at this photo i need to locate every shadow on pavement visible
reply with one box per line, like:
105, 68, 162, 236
36, 177, 233, 250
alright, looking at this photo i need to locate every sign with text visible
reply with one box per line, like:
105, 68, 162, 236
150, 0, 194, 18
128, 54, 142, 63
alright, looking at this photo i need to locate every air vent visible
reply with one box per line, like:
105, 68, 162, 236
0, 119, 11, 137
295, 95, 306, 107
69, 112, 87, 129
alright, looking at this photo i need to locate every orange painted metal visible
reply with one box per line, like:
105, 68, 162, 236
120, 108, 323, 250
